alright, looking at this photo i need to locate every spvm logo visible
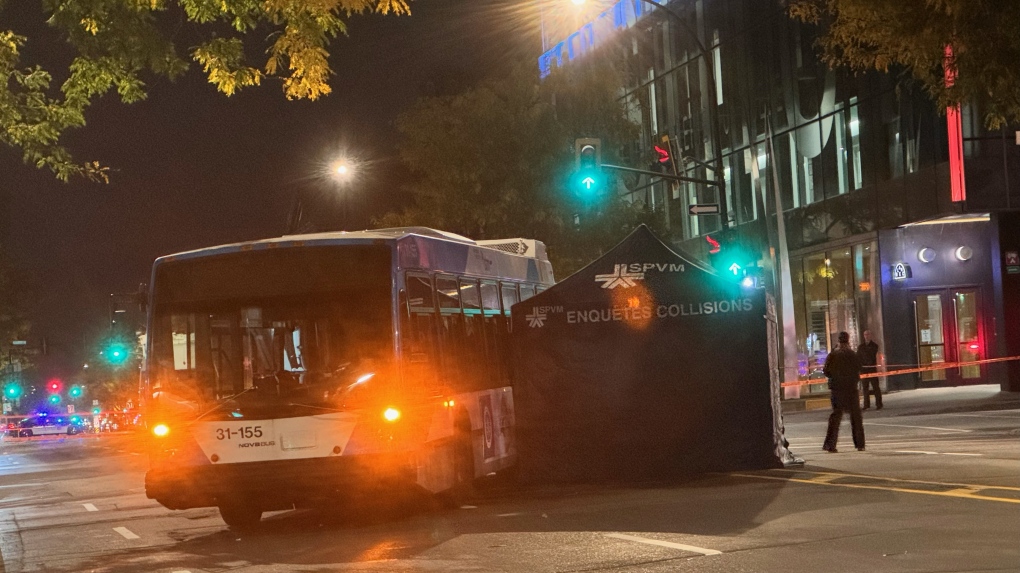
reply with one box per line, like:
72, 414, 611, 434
595, 262, 684, 289
525, 308, 547, 328
595, 264, 644, 289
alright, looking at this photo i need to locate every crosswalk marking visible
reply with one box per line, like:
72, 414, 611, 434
606, 533, 722, 556
113, 527, 140, 539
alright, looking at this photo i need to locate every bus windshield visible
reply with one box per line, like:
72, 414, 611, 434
148, 246, 393, 420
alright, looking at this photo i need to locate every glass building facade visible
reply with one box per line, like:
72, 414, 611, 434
539, 0, 1020, 394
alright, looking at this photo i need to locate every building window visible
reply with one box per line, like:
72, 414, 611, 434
848, 100, 863, 190
791, 240, 883, 395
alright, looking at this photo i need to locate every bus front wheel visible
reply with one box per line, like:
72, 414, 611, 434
218, 501, 262, 531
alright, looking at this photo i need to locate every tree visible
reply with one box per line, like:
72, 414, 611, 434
377, 61, 665, 277
1, 0, 410, 181
788, 0, 1020, 128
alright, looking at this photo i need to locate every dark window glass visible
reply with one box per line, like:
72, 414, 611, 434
406, 273, 434, 312
460, 279, 481, 314
500, 283, 519, 315
436, 276, 460, 311
520, 285, 536, 301
480, 281, 500, 314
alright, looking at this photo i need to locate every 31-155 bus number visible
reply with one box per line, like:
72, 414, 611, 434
215, 426, 264, 440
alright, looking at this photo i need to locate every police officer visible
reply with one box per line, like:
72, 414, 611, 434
822, 331, 865, 452
857, 329, 882, 410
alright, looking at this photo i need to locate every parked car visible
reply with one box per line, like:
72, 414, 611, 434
13, 415, 84, 437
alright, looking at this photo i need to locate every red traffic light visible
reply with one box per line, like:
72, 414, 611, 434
48, 379, 63, 393
706, 235, 721, 254
654, 144, 670, 164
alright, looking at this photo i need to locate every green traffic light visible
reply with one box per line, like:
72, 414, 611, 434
571, 168, 606, 198
4, 384, 22, 399
48, 394, 61, 404
92, 406, 101, 415
69, 385, 83, 398
102, 342, 130, 365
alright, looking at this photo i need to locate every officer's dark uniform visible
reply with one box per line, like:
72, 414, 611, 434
857, 339, 882, 409
822, 340, 865, 452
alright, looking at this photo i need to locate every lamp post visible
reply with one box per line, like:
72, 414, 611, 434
570, 0, 729, 229
332, 160, 355, 230
287, 158, 357, 234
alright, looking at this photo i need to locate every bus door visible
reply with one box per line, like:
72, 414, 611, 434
912, 288, 984, 385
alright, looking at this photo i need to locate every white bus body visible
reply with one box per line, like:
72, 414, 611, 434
141, 228, 553, 528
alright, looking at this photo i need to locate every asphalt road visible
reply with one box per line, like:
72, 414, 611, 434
0, 408, 1017, 573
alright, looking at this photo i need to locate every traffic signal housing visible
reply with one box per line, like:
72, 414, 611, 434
572, 138, 606, 198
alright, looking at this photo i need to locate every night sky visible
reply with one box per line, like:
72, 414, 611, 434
0, 0, 542, 376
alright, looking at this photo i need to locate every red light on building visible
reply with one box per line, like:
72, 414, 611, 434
968, 342, 980, 350
945, 44, 967, 203
859, 282, 871, 292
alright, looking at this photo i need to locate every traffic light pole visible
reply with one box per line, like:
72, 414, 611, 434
634, 0, 729, 228
601, 163, 720, 186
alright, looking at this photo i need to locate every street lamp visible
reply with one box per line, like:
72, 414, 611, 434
331, 159, 356, 230
568, 0, 728, 229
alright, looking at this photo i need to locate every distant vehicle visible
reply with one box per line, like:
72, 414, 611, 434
12, 415, 83, 437
141, 227, 554, 530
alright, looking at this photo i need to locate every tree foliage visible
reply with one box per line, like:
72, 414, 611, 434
1, 0, 410, 181
788, 0, 1020, 128
377, 61, 666, 277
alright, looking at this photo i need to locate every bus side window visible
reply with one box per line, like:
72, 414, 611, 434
399, 282, 439, 389
500, 283, 519, 317
520, 285, 536, 301
406, 273, 436, 313
435, 275, 465, 385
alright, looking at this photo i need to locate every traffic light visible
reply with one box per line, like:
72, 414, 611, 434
92, 405, 101, 415
47, 379, 63, 393
48, 394, 61, 405
706, 234, 755, 281
69, 385, 83, 398
572, 138, 605, 197
101, 341, 130, 365
4, 383, 22, 399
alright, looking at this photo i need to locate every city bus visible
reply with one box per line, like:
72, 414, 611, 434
141, 227, 554, 529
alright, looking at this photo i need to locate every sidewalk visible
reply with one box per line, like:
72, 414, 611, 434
781, 384, 1020, 418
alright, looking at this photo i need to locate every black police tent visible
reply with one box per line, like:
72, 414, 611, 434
511, 225, 795, 483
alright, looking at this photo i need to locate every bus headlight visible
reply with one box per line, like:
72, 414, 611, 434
152, 423, 170, 437
382, 408, 401, 422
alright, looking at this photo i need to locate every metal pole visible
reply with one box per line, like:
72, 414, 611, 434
633, 0, 729, 229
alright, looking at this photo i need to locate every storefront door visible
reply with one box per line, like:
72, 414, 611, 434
912, 289, 983, 384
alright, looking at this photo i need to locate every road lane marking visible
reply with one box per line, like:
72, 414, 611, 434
867, 422, 971, 433
894, 450, 939, 455
605, 533, 721, 556
730, 470, 1020, 504
83, 503, 98, 512
943, 452, 982, 456
497, 512, 523, 517
113, 527, 140, 539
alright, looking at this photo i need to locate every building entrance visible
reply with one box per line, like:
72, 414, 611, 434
912, 289, 983, 385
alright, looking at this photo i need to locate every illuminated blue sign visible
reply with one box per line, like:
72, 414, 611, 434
538, 0, 659, 78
